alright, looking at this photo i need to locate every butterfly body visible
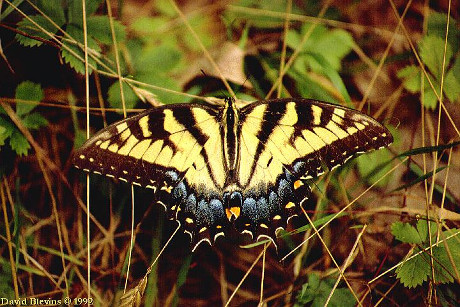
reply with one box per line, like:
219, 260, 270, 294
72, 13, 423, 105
74, 98, 393, 250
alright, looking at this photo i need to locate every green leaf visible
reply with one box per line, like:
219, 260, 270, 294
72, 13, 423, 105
131, 16, 170, 38
295, 24, 354, 71
391, 222, 423, 244
432, 248, 455, 284
398, 30, 459, 106
301, 21, 327, 38
107, 82, 139, 111
415, 219, 438, 242
395, 229, 460, 288
321, 287, 355, 307
73, 128, 87, 149
68, 0, 102, 26
0, 125, 7, 146
406, 158, 456, 205
61, 24, 100, 74
177, 255, 192, 288
16, 15, 62, 47
225, 0, 302, 28
124, 39, 144, 66
238, 22, 250, 49
0, 117, 15, 140
397, 65, 422, 93
419, 35, 453, 81
295, 273, 355, 307
37, 0, 66, 25
356, 148, 392, 187
289, 70, 337, 102
296, 273, 319, 304
21, 112, 48, 130
9, 130, 30, 156
432, 229, 460, 284
423, 87, 438, 110
136, 74, 182, 104
310, 28, 354, 71
0, 255, 47, 277
292, 212, 347, 235
144, 217, 163, 307
308, 52, 351, 103
427, 12, 459, 54
286, 29, 301, 49
180, 15, 213, 51
15, 81, 44, 116
444, 57, 460, 103
447, 52, 460, 80
396, 248, 431, 288
287, 24, 354, 102
136, 45, 182, 74
87, 16, 126, 45
153, 0, 178, 17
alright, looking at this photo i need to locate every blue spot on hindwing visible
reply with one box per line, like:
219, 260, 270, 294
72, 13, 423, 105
172, 181, 187, 202
196, 199, 212, 226
209, 198, 225, 222
184, 194, 197, 215
293, 161, 307, 175
268, 190, 281, 213
242, 197, 257, 220
278, 178, 294, 201
165, 170, 180, 183
256, 197, 269, 221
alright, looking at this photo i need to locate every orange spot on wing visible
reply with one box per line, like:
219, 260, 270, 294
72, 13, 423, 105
293, 180, 303, 190
225, 206, 241, 221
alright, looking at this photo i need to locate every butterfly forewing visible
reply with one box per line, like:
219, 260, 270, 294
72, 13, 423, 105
239, 99, 392, 184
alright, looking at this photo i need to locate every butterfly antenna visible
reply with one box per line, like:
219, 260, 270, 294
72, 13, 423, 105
235, 76, 250, 97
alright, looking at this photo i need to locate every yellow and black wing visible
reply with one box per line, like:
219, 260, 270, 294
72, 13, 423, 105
233, 98, 393, 241
74, 103, 226, 190
73, 103, 232, 244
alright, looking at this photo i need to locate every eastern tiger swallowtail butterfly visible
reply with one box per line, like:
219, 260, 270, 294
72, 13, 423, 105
73, 97, 393, 250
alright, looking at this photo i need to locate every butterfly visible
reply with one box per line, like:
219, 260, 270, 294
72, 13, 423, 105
73, 97, 393, 250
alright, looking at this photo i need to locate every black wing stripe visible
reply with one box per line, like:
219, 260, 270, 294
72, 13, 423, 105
174, 107, 223, 188
243, 102, 287, 187
172, 107, 209, 148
